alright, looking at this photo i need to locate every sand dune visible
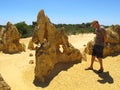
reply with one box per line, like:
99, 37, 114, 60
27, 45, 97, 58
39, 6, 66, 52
0, 33, 120, 90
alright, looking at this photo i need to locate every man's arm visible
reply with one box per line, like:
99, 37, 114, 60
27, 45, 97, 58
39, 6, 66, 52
104, 35, 107, 43
103, 29, 108, 45
101, 28, 108, 44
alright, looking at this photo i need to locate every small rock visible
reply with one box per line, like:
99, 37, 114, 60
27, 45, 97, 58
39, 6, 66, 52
29, 60, 34, 64
29, 53, 33, 57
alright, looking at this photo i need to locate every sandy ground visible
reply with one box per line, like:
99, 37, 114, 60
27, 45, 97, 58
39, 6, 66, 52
0, 33, 120, 90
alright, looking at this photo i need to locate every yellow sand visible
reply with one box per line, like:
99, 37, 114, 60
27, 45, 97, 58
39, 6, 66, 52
0, 33, 120, 90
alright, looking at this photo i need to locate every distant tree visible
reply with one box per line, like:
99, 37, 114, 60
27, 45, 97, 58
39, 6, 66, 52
81, 23, 86, 28
86, 23, 91, 28
15, 22, 29, 38
12, 21, 110, 38
32, 21, 37, 26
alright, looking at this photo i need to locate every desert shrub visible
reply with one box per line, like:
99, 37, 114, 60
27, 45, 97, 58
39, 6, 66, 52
15, 22, 34, 38
0, 21, 111, 38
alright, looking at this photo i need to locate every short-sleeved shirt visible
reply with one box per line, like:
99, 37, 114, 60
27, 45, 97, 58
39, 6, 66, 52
94, 27, 106, 46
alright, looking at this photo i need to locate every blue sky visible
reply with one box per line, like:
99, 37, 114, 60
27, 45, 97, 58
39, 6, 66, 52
0, 0, 120, 25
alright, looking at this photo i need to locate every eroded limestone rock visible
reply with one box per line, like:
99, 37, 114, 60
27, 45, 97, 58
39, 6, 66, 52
0, 27, 5, 51
0, 74, 11, 90
32, 9, 82, 82
28, 39, 35, 50
0, 22, 25, 53
85, 25, 120, 57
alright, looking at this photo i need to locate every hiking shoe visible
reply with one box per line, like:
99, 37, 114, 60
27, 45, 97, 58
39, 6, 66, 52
85, 67, 93, 70
97, 69, 104, 73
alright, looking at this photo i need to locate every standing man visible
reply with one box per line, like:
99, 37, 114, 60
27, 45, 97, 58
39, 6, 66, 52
85, 20, 107, 73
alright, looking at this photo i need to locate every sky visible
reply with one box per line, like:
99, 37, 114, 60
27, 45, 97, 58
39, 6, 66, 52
0, 0, 120, 25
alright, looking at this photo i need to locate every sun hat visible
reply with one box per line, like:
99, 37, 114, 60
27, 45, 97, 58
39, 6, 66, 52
91, 20, 99, 27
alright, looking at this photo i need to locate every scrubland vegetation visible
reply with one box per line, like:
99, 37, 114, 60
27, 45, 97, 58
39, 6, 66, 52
0, 21, 109, 38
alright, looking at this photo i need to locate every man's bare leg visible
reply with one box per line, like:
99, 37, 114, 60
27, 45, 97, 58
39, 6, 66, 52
85, 55, 95, 70
97, 58, 104, 73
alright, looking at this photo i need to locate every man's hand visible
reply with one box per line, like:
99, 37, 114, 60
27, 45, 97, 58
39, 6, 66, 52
104, 42, 110, 47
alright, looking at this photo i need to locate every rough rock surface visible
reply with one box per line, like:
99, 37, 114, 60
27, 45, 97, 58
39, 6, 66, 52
0, 22, 25, 53
28, 39, 35, 50
32, 10, 82, 82
84, 25, 120, 57
0, 27, 5, 51
0, 74, 11, 90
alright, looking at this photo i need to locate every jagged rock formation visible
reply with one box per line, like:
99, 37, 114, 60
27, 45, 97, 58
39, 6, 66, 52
0, 22, 25, 53
28, 39, 35, 50
0, 27, 5, 51
32, 9, 82, 82
0, 74, 11, 90
85, 25, 120, 57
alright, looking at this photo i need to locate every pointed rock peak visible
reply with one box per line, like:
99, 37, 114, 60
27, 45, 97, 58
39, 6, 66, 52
39, 9, 45, 16
37, 9, 46, 23
6, 21, 12, 27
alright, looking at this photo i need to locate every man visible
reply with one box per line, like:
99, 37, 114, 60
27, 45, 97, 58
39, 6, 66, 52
85, 20, 107, 73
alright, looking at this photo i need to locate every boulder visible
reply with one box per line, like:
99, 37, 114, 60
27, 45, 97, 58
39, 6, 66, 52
106, 28, 119, 44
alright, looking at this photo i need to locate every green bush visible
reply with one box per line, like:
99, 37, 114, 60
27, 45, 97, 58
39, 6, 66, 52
15, 22, 34, 38
0, 21, 110, 38
54, 23, 94, 35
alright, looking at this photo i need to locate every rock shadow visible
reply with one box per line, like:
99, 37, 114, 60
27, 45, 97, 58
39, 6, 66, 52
33, 61, 80, 88
104, 52, 120, 58
93, 70, 114, 84
111, 52, 120, 57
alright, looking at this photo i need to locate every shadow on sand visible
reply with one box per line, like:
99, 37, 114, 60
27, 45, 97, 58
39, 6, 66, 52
93, 70, 114, 84
104, 52, 120, 58
111, 52, 120, 57
33, 61, 80, 88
